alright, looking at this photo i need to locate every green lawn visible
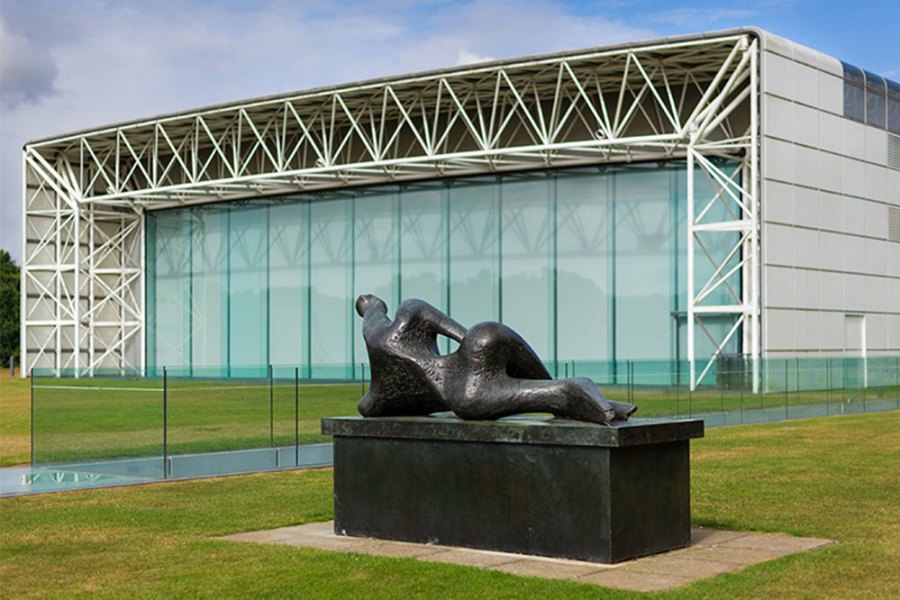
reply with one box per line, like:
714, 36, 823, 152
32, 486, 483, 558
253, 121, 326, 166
0, 411, 898, 598
0, 372, 30, 466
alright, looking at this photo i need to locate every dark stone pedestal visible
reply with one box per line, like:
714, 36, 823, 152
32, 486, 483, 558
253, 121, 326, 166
322, 415, 704, 563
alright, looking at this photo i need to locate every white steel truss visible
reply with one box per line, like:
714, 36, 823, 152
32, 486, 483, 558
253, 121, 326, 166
22, 32, 760, 386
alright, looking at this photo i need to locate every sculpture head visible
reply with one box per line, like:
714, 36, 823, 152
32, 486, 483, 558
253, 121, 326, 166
356, 294, 387, 317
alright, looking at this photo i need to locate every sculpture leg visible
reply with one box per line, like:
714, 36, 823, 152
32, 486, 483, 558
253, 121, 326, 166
462, 322, 551, 380
454, 322, 636, 424
609, 399, 638, 420
358, 389, 448, 417
451, 377, 620, 425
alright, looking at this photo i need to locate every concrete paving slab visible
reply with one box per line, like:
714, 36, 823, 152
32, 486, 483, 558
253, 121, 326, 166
577, 569, 695, 592
492, 558, 606, 580
677, 544, 797, 565
622, 554, 736, 578
294, 521, 334, 536
356, 540, 447, 559
691, 527, 750, 546
225, 526, 446, 558
217, 521, 834, 591
718, 532, 832, 552
425, 549, 523, 568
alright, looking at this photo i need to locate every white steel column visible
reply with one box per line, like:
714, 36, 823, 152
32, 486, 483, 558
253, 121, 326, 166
685, 36, 759, 390
73, 186, 81, 377
139, 208, 146, 374
19, 155, 27, 376
687, 148, 696, 388
749, 41, 760, 393
88, 205, 95, 375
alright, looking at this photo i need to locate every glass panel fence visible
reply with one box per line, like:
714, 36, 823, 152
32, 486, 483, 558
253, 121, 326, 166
29, 364, 375, 481
28, 357, 900, 483
31, 369, 165, 479
165, 365, 271, 478
563, 356, 899, 423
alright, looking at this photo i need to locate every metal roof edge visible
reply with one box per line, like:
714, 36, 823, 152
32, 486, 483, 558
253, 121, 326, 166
25, 26, 768, 147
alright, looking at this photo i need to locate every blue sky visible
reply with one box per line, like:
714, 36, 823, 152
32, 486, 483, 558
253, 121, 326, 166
1, 0, 897, 261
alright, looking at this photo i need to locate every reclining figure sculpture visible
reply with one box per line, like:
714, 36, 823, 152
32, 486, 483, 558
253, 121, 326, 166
356, 295, 636, 425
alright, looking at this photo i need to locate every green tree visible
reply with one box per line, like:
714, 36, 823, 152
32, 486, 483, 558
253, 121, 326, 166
0, 250, 20, 367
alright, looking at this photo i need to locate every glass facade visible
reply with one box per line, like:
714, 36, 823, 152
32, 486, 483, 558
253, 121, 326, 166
146, 162, 740, 381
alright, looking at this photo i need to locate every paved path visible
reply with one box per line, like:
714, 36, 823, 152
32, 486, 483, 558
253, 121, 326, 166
220, 521, 833, 592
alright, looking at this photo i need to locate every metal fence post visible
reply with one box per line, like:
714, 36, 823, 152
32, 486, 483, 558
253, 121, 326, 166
688, 380, 692, 417
896, 357, 900, 410
30, 369, 34, 466
269, 365, 274, 448
163, 367, 168, 480
784, 359, 789, 420
675, 373, 681, 418
759, 358, 764, 411
842, 357, 847, 407
626, 361, 630, 404
295, 366, 300, 467
862, 357, 867, 413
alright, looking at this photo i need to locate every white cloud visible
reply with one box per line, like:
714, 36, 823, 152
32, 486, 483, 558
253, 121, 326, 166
0, 0, 655, 261
642, 7, 756, 28
0, 15, 59, 108
456, 49, 495, 66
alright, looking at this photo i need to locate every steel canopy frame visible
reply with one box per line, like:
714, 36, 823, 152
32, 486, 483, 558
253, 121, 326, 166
22, 33, 760, 388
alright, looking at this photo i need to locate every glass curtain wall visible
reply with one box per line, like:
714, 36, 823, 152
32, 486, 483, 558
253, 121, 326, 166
146, 161, 740, 381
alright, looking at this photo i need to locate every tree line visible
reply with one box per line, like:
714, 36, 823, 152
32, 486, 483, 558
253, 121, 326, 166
0, 250, 20, 367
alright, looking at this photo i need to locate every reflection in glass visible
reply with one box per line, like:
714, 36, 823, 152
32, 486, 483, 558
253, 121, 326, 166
147, 161, 741, 382
865, 75, 886, 129
502, 176, 553, 365
888, 79, 900, 134
269, 199, 308, 371
191, 207, 227, 376
309, 197, 352, 378
844, 82, 865, 122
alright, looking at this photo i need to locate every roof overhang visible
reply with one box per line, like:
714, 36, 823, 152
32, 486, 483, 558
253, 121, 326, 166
25, 28, 762, 210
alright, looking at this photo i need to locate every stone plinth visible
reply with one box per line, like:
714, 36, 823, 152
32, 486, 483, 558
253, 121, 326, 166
322, 415, 703, 563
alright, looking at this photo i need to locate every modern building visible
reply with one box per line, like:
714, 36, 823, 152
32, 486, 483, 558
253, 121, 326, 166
20, 27, 900, 389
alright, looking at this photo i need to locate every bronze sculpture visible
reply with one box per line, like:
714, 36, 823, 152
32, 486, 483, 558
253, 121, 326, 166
356, 295, 636, 425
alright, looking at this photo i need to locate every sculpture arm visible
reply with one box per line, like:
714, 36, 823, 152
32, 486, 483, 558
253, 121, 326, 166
399, 299, 467, 343
433, 313, 467, 343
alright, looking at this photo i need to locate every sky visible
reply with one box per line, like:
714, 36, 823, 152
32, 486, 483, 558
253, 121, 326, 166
1, 0, 898, 263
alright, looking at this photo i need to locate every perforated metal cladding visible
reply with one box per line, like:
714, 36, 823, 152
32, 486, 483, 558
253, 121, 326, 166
889, 134, 900, 171
889, 206, 900, 243
889, 136, 900, 243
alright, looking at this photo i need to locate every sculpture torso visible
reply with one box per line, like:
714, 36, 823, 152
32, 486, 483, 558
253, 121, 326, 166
360, 299, 452, 416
